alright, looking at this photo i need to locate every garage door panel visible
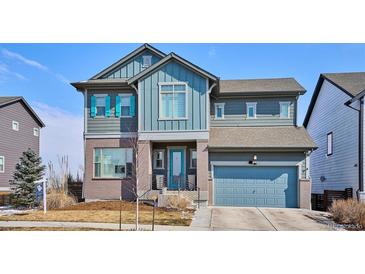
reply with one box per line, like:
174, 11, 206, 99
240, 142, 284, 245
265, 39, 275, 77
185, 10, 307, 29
214, 166, 298, 208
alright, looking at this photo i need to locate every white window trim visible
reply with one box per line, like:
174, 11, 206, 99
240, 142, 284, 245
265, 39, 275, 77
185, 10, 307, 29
158, 82, 188, 120
118, 93, 133, 118
12, 120, 19, 131
190, 149, 197, 169
214, 103, 225, 119
33, 128, 39, 137
142, 55, 152, 68
246, 102, 257, 119
153, 149, 165, 169
279, 101, 291, 119
0, 156, 4, 173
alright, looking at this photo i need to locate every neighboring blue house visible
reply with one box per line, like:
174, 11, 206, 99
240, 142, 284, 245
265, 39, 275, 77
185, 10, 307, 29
304, 72, 365, 200
72, 44, 316, 209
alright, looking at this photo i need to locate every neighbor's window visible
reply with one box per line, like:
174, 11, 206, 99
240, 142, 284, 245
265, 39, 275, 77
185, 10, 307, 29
153, 149, 165, 169
95, 95, 106, 116
93, 148, 133, 178
327, 132, 333, 156
12, 121, 19, 131
190, 149, 197, 169
246, 102, 257, 119
159, 83, 187, 119
142, 55, 152, 68
215, 103, 225, 119
0, 156, 4, 173
33, 128, 39, 137
279, 102, 290, 118
120, 94, 132, 117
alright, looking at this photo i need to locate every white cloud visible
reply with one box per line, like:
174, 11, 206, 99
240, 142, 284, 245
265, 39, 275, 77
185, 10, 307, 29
0, 62, 27, 82
2, 48, 48, 71
32, 102, 83, 177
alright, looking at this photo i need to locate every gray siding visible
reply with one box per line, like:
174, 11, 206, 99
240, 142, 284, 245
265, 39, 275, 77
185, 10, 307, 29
210, 97, 296, 127
86, 90, 138, 133
0, 101, 40, 189
307, 80, 359, 194
139, 61, 208, 132
209, 152, 306, 179
103, 49, 162, 79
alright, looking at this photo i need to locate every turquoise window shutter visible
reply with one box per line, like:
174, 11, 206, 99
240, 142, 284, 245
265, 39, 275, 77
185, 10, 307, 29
130, 95, 136, 117
90, 96, 96, 118
115, 96, 121, 117
105, 96, 111, 117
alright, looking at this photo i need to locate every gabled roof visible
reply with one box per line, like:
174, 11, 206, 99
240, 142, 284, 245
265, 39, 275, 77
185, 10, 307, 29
127, 52, 219, 85
90, 43, 166, 80
209, 126, 317, 150
219, 78, 305, 95
0, 96, 45, 127
303, 72, 365, 127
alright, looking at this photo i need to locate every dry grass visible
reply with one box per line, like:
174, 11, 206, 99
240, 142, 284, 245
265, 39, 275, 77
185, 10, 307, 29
0, 201, 194, 226
166, 195, 192, 210
329, 199, 365, 229
45, 189, 77, 209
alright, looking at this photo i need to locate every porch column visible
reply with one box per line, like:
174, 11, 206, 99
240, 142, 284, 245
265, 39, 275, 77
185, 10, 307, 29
299, 179, 311, 210
196, 139, 209, 192
137, 140, 152, 196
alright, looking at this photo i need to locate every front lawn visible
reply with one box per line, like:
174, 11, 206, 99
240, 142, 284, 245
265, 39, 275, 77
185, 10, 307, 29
0, 201, 194, 226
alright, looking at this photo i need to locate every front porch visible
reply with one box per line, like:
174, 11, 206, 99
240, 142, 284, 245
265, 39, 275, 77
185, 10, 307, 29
137, 139, 209, 206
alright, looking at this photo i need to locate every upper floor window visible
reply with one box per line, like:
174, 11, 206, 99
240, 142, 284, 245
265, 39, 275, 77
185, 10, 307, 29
33, 128, 39, 137
142, 55, 152, 68
153, 149, 165, 169
95, 95, 106, 117
190, 149, 197, 169
159, 83, 187, 120
215, 103, 225, 119
246, 102, 257, 119
327, 132, 333, 156
93, 148, 133, 179
12, 121, 19, 131
0, 156, 4, 173
120, 94, 132, 117
279, 102, 290, 118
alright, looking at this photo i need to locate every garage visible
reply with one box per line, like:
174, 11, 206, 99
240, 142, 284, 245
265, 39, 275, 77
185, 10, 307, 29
213, 166, 298, 208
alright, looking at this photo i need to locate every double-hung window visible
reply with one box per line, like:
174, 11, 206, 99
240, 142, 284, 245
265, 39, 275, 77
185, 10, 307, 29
95, 95, 106, 117
190, 149, 197, 169
159, 83, 187, 119
246, 102, 257, 119
120, 94, 132, 117
0, 156, 4, 173
327, 132, 333, 156
279, 102, 290, 118
215, 103, 225, 119
153, 150, 165, 169
94, 148, 133, 179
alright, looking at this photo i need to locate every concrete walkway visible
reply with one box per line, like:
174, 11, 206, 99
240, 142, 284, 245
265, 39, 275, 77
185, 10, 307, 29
0, 221, 197, 231
190, 207, 334, 231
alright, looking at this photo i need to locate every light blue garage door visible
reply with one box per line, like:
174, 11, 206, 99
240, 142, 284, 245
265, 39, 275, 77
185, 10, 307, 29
214, 166, 298, 208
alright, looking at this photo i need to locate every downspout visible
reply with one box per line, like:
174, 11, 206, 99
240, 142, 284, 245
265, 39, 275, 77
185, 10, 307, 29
345, 98, 364, 197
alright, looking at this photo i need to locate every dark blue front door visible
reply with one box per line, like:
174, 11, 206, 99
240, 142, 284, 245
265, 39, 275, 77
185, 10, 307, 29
168, 149, 185, 190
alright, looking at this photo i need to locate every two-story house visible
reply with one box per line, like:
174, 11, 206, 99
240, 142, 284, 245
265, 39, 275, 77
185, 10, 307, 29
72, 44, 316, 209
0, 96, 45, 192
304, 72, 365, 201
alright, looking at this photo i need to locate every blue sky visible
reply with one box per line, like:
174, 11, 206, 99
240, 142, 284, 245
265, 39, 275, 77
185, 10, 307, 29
1, 43, 365, 173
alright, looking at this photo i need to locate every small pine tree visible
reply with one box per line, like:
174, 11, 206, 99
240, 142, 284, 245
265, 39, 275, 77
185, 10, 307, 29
10, 148, 45, 208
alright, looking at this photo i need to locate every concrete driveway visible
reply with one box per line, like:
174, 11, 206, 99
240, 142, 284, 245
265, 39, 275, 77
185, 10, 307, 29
190, 207, 333, 231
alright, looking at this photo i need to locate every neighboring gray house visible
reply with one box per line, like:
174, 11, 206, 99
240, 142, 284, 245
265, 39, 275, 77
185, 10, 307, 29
304, 72, 365, 199
72, 44, 316, 208
0, 96, 45, 192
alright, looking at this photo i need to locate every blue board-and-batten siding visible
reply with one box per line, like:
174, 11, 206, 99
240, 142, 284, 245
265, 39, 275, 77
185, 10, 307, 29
102, 49, 162, 79
139, 61, 208, 132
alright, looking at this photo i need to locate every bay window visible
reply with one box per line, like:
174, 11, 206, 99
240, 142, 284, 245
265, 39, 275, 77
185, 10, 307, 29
159, 83, 187, 119
93, 148, 133, 179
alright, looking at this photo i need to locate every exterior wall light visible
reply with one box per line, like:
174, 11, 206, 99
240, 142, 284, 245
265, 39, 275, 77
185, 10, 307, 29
249, 154, 257, 165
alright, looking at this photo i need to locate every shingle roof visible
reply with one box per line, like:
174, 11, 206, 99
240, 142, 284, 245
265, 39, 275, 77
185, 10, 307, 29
219, 78, 306, 95
209, 126, 317, 150
0, 96, 45, 127
303, 72, 365, 127
71, 78, 129, 90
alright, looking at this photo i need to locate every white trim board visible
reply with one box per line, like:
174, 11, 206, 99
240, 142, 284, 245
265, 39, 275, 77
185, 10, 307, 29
139, 131, 209, 141
85, 132, 137, 139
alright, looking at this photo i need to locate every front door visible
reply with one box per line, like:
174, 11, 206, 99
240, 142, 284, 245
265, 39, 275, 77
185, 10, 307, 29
168, 148, 185, 190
